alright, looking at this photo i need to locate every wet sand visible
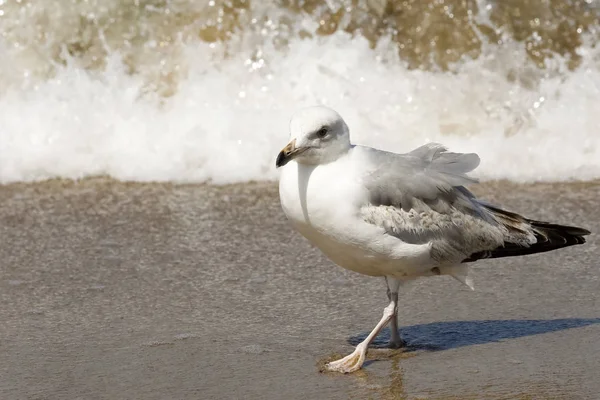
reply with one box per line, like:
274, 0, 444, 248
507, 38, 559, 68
1, 179, 599, 400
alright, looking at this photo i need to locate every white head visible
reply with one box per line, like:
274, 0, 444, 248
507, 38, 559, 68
275, 106, 351, 168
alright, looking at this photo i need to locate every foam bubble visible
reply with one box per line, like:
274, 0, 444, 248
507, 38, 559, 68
1, 28, 599, 184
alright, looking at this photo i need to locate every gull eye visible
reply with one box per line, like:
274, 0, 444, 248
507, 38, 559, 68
316, 127, 328, 138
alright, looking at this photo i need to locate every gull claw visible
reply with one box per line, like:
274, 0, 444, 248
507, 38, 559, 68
325, 347, 366, 373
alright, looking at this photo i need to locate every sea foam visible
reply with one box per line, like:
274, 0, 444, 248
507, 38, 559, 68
1, 26, 599, 184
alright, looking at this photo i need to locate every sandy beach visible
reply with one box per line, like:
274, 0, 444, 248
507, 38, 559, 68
0, 179, 598, 399
2, 0, 600, 398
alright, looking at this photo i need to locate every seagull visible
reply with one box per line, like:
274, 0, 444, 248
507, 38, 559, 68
275, 106, 590, 373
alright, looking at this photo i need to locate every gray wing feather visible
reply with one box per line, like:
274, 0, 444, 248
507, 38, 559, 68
360, 143, 535, 263
363, 143, 483, 214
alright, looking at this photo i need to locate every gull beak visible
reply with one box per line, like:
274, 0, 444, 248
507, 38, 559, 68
276, 139, 305, 168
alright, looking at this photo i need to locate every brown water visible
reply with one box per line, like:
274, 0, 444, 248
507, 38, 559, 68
1, 0, 599, 95
1, 179, 599, 399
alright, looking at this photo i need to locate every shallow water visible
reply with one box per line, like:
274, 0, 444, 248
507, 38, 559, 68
1, 179, 599, 399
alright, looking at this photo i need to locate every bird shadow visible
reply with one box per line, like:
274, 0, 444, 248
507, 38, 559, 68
348, 318, 600, 352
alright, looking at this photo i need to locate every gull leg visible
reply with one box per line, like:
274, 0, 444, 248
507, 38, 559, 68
326, 277, 400, 373
386, 279, 404, 349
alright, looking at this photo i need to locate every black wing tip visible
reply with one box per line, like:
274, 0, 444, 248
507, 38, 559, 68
527, 220, 591, 237
463, 221, 590, 264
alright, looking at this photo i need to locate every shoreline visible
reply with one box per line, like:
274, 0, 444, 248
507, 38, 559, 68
1, 177, 598, 399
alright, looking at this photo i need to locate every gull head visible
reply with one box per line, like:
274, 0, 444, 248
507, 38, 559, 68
276, 106, 351, 168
